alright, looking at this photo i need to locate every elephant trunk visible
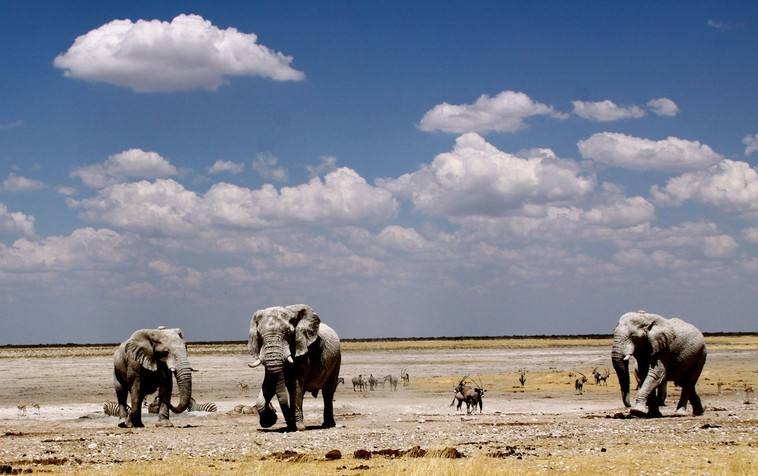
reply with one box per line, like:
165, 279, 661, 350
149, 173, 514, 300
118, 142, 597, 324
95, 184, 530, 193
169, 354, 193, 413
612, 333, 631, 407
260, 333, 291, 423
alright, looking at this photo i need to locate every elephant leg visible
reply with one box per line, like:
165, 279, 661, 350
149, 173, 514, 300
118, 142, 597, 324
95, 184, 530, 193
155, 379, 173, 427
127, 381, 144, 428
657, 381, 668, 407
632, 361, 666, 417
115, 376, 129, 428
322, 381, 337, 428
289, 378, 305, 431
675, 386, 690, 415
689, 386, 704, 416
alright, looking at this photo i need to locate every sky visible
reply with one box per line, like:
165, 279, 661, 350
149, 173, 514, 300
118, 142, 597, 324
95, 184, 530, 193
0, 1, 756, 344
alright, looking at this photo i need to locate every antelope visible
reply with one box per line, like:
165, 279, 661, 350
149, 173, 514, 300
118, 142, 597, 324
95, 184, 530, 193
450, 376, 486, 414
237, 381, 249, 393
592, 367, 610, 386
337, 377, 345, 385
17, 404, 26, 416
400, 368, 410, 386
745, 384, 754, 405
575, 372, 588, 394
31, 403, 40, 415
518, 368, 527, 387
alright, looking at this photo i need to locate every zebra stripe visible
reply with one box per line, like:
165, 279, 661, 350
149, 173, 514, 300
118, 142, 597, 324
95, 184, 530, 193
188, 401, 217, 412
103, 401, 128, 417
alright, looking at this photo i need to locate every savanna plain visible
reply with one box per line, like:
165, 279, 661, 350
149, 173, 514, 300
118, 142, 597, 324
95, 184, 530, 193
0, 336, 756, 475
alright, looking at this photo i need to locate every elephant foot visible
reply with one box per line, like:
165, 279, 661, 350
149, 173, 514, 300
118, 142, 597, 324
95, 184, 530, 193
629, 402, 648, 418
156, 419, 174, 428
117, 420, 127, 428
322, 419, 336, 429
692, 407, 704, 417
646, 408, 662, 418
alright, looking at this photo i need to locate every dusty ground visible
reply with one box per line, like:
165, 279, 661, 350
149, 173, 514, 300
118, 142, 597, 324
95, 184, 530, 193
0, 337, 756, 474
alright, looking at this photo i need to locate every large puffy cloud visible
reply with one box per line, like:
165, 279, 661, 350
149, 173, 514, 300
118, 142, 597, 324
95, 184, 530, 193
0, 228, 134, 272
651, 159, 758, 216
71, 168, 398, 233
0, 203, 35, 236
1, 173, 45, 192
71, 179, 202, 234
418, 90, 566, 134
54, 14, 304, 92
380, 133, 594, 216
578, 132, 722, 171
572, 100, 646, 122
71, 149, 178, 188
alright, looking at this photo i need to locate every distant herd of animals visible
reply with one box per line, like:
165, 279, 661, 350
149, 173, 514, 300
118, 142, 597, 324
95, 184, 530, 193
17, 307, 721, 430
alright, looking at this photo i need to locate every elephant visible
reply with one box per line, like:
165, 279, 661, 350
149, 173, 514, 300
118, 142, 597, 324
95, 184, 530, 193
612, 311, 706, 418
113, 327, 193, 428
247, 304, 341, 431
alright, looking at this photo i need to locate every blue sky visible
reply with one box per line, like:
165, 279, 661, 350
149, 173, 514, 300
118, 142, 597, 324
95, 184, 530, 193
0, 2, 756, 344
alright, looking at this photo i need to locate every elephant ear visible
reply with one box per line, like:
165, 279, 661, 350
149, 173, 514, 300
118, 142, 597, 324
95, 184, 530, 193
647, 320, 674, 357
125, 330, 158, 371
288, 304, 321, 357
247, 312, 263, 358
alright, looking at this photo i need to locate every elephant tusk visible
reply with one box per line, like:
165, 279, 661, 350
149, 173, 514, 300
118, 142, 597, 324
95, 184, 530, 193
286, 356, 294, 364
247, 359, 262, 368
169, 367, 177, 373
623, 354, 631, 361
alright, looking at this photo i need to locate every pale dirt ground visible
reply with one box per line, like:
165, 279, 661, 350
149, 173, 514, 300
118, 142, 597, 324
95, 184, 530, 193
0, 340, 756, 474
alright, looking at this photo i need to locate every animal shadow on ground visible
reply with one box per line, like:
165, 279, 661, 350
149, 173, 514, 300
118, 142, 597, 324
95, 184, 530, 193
258, 424, 332, 433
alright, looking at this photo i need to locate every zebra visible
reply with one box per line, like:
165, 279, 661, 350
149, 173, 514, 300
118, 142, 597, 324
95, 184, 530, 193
146, 395, 217, 413
368, 374, 377, 391
352, 374, 365, 392
103, 401, 128, 417
383, 374, 398, 391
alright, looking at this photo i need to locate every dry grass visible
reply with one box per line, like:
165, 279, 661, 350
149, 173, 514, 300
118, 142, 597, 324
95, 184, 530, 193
61, 444, 757, 475
3, 334, 755, 359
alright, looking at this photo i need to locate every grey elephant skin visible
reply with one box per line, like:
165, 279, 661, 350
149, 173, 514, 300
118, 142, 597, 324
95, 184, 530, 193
248, 304, 341, 431
612, 311, 706, 417
113, 328, 193, 428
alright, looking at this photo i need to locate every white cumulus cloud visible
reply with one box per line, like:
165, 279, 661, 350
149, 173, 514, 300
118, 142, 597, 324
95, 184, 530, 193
71, 168, 398, 234
208, 160, 244, 175
1, 173, 45, 192
578, 132, 722, 171
379, 133, 594, 216
418, 90, 566, 134
54, 14, 304, 92
252, 153, 288, 182
0, 228, 134, 272
743, 134, 758, 156
572, 100, 646, 122
306, 156, 338, 178
647, 97, 679, 116
0, 203, 35, 236
71, 149, 178, 188
651, 159, 758, 217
